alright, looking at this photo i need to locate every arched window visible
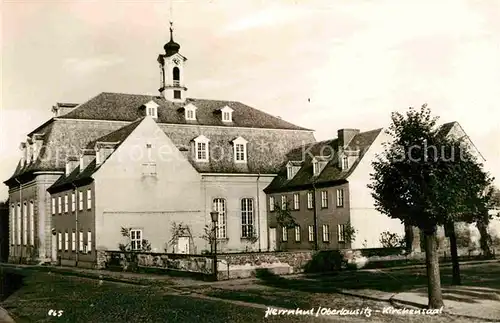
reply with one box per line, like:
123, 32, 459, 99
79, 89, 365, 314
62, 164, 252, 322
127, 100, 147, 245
173, 67, 180, 85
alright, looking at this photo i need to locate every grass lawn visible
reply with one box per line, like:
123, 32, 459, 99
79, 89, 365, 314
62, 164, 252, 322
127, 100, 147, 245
193, 262, 500, 323
0, 269, 315, 323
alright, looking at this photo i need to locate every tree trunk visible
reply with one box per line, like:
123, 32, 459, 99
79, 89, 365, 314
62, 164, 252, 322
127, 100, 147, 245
445, 222, 461, 285
477, 220, 492, 258
424, 229, 444, 309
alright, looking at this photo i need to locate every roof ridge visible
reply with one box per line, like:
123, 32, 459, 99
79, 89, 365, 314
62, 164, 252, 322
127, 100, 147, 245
86, 117, 146, 149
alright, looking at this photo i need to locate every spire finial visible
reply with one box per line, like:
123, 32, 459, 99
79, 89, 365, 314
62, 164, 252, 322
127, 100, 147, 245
169, 20, 174, 41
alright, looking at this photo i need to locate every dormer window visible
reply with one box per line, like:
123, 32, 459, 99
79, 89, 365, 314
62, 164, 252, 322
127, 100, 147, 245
232, 136, 248, 163
313, 161, 320, 176
286, 161, 302, 180
221, 106, 234, 123
341, 156, 348, 170
193, 135, 210, 162
184, 103, 198, 121
144, 100, 159, 119
312, 156, 329, 176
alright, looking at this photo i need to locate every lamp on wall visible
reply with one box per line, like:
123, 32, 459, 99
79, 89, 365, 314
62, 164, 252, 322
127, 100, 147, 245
210, 211, 219, 281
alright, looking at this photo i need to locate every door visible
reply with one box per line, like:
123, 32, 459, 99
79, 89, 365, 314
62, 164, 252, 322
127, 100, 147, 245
269, 228, 277, 251
177, 237, 190, 254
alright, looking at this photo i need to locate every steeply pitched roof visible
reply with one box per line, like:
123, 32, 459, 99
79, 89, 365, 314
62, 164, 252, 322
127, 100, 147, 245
85, 117, 145, 149
5, 92, 316, 187
4, 118, 132, 186
59, 92, 311, 131
436, 121, 485, 161
264, 128, 383, 193
47, 160, 97, 193
436, 121, 456, 138
48, 118, 146, 193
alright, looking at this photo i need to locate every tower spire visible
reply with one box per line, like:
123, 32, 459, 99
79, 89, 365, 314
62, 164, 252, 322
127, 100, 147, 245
169, 20, 174, 41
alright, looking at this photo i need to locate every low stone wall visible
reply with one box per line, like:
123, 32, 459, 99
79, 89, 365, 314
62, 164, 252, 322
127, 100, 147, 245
217, 251, 318, 280
96, 250, 214, 276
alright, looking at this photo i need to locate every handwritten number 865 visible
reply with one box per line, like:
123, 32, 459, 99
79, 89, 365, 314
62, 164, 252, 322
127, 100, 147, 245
48, 309, 64, 317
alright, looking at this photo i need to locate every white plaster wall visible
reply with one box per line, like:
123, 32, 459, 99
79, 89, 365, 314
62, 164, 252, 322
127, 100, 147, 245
348, 130, 405, 249
202, 175, 273, 253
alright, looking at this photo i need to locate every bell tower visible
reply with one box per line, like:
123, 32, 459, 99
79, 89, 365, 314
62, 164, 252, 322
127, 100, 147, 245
158, 21, 187, 103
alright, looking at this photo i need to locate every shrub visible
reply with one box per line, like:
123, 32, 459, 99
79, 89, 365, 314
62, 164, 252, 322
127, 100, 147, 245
379, 231, 406, 248
303, 250, 345, 273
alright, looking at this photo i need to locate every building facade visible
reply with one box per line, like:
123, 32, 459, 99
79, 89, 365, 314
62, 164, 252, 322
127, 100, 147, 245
5, 25, 315, 264
266, 122, 491, 252
265, 128, 406, 251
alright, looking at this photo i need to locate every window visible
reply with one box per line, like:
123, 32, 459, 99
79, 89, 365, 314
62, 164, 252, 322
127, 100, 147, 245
221, 106, 234, 122
23, 201, 27, 244
241, 198, 254, 238
64, 232, 69, 251
235, 144, 246, 161
232, 136, 247, 163
87, 189, 92, 210
78, 191, 83, 210
173, 67, 180, 82
213, 198, 227, 239
287, 167, 293, 180
307, 192, 313, 209
29, 201, 34, 245
295, 226, 301, 242
87, 231, 92, 253
322, 224, 330, 242
64, 195, 68, 213
72, 232, 76, 251
281, 195, 286, 210
130, 229, 142, 250
341, 156, 348, 170
51, 197, 56, 215
308, 225, 314, 242
197, 142, 207, 160
269, 196, 275, 212
79, 231, 84, 252
142, 162, 157, 176
282, 227, 288, 242
293, 193, 300, 210
184, 104, 197, 120
58, 196, 62, 214
336, 189, 344, 207
193, 134, 210, 162
71, 192, 76, 212
313, 161, 320, 176
144, 100, 159, 119
16, 203, 21, 244
338, 225, 346, 242
321, 191, 328, 208
10, 204, 14, 244
58, 232, 62, 251
174, 90, 181, 99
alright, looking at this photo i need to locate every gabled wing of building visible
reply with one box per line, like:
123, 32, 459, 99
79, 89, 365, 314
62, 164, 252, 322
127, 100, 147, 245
265, 128, 382, 193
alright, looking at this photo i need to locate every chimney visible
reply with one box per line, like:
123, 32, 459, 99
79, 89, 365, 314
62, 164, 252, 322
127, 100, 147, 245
19, 142, 27, 166
52, 102, 78, 117
337, 129, 360, 150
65, 156, 79, 176
80, 149, 95, 172
31, 133, 45, 162
26, 138, 33, 164
95, 142, 118, 166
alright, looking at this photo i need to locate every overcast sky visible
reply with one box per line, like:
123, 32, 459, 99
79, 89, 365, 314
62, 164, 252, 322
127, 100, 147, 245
1, 0, 499, 199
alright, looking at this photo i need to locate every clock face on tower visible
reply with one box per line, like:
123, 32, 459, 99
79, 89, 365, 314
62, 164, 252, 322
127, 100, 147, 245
173, 58, 180, 65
